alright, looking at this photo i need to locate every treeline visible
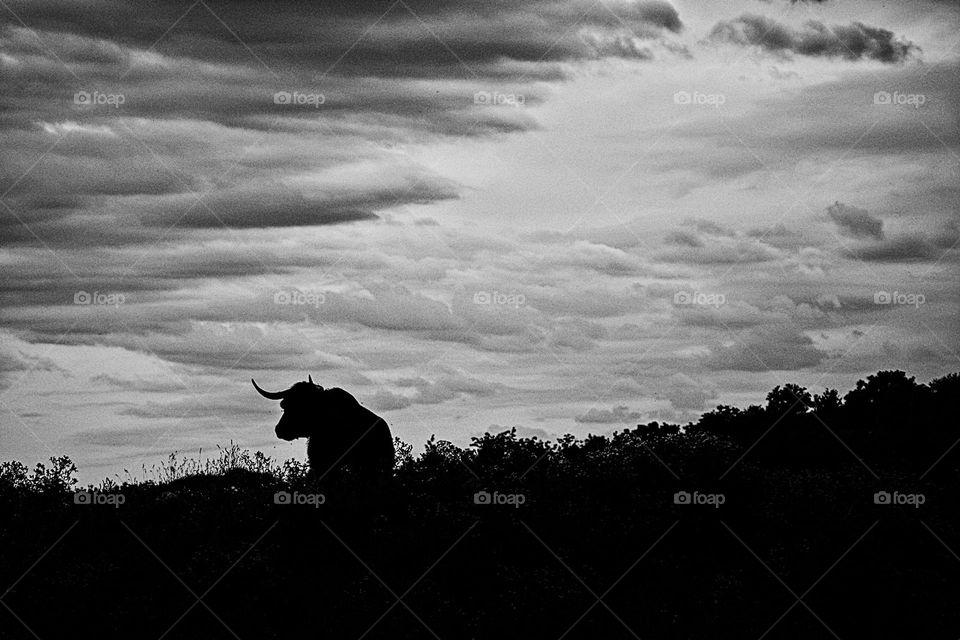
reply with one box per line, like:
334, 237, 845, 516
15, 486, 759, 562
689, 370, 960, 472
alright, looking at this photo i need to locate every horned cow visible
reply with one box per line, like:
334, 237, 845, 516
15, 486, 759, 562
252, 376, 394, 477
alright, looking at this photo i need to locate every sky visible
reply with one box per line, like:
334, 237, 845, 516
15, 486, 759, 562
1, 0, 958, 482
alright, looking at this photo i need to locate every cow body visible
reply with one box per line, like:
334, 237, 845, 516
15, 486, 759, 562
305, 388, 394, 476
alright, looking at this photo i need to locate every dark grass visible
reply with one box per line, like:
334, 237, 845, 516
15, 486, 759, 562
2, 370, 959, 639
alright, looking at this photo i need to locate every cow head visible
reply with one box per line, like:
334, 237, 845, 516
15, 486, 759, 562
252, 375, 324, 441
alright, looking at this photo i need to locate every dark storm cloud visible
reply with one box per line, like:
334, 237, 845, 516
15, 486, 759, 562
1, 0, 683, 77
0, 121, 464, 246
0, 37, 546, 138
847, 237, 936, 261
826, 203, 959, 262
827, 201, 884, 240
709, 14, 919, 63
0, 282, 469, 344
0, 0, 681, 254
136, 182, 454, 229
842, 234, 949, 262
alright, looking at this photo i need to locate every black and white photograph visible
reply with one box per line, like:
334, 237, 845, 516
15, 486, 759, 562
1, 0, 959, 637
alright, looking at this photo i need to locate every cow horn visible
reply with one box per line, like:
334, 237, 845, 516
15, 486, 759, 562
251, 379, 286, 400
308, 374, 314, 385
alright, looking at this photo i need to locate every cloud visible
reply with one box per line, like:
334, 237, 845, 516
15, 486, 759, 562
828, 205, 959, 262
709, 14, 919, 63
687, 219, 736, 237
658, 228, 783, 264
1, 0, 683, 78
843, 235, 940, 262
706, 325, 826, 372
119, 393, 267, 420
664, 230, 703, 247
827, 201, 884, 240
96, 323, 362, 371
746, 224, 796, 240
0, 337, 64, 388
396, 371, 500, 403
662, 62, 959, 188
136, 179, 458, 230
543, 241, 652, 276
90, 374, 189, 393
658, 373, 718, 410
575, 405, 644, 423
366, 389, 413, 412
370, 371, 502, 410
0, 0, 684, 254
675, 300, 778, 329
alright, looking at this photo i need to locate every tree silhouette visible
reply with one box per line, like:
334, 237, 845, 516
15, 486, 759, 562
765, 383, 812, 419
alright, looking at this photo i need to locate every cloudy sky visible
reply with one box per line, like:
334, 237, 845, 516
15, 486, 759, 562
1, 0, 958, 481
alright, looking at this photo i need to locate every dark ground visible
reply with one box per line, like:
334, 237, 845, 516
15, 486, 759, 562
2, 370, 959, 639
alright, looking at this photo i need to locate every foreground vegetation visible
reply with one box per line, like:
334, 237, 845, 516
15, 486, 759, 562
2, 370, 959, 639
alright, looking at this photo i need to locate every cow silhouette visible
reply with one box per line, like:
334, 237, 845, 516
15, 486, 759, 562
252, 376, 394, 477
